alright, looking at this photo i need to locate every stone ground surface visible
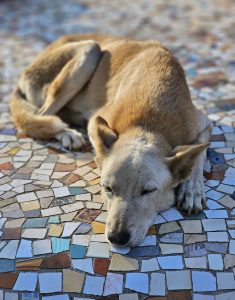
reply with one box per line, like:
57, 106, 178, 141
1, 0, 235, 299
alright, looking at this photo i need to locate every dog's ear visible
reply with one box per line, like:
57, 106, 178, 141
166, 143, 209, 183
95, 116, 118, 151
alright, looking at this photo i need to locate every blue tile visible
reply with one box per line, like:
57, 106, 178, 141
83, 275, 105, 296
48, 216, 60, 224
23, 218, 48, 228
39, 273, 62, 293
125, 272, 149, 294
16, 240, 33, 258
158, 256, 184, 269
14, 272, 37, 292
128, 246, 159, 257
69, 187, 87, 195
42, 296, 69, 300
51, 237, 70, 254
22, 292, 39, 300
0, 259, 15, 272
70, 244, 87, 259
192, 271, 216, 291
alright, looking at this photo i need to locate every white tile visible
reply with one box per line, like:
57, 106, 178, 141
141, 258, 159, 272
217, 272, 235, 290
202, 219, 226, 231
207, 231, 228, 242
166, 270, 191, 290
33, 239, 52, 255
62, 222, 81, 237
87, 242, 110, 258
149, 273, 165, 296
103, 273, 123, 296
185, 257, 207, 269
208, 254, 223, 270
53, 187, 70, 198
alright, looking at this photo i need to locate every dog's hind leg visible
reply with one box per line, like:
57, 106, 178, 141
40, 41, 101, 150
39, 41, 101, 116
11, 41, 101, 150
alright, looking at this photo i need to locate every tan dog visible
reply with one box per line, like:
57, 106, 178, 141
10, 34, 211, 247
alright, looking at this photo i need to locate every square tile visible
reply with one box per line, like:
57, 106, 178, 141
166, 270, 191, 290
39, 272, 62, 293
13, 272, 37, 291
83, 275, 105, 296
125, 272, 148, 294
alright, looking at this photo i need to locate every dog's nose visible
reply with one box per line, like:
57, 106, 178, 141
107, 230, 130, 246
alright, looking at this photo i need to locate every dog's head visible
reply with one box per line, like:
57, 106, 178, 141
93, 116, 208, 247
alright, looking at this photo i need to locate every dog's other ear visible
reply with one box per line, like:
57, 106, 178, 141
166, 143, 209, 183
95, 116, 118, 151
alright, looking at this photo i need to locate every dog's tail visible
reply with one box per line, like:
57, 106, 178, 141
10, 87, 67, 139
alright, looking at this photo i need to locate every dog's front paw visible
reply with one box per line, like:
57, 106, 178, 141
56, 129, 87, 150
175, 176, 206, 216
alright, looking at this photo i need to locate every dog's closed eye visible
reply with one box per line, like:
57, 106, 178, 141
141, 188, 157, 196
103, 185, 113, 194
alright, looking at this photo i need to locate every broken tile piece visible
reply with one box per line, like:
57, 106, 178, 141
180, 220, 202, 233
149, 272, 165, 296
70, 244, 86, 259
158, 255, 184, 269
192, 271, 216, 291
86, 242, 109, 258
72, 258, 94, 274
83, 275, 105, 296
109, 254, 139, 271
39, 272, 62, 293
33, 239, 52, 256
16, 239, 33, 258
125, 272, 148, 294
208, 254, 223, 270
13, 272, 37, 291
217, 272, 235, 290
166, 270, 191, 290
63, 269, 84, 293
51, 237, 70, 254
159, 221, 181, 234
103, 272, 123, 296
141, 258, 159, 272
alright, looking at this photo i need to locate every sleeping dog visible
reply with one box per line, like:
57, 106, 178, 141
10, 34, 211, 247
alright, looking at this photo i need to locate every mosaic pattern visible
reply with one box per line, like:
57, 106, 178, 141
1, 0, 235, 299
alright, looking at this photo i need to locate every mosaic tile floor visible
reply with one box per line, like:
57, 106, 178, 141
1, 0, 235, 299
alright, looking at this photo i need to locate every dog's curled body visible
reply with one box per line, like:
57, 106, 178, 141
10, 34, 211, 246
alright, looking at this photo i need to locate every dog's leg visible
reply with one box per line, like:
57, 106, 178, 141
38, 41, 101, 150
176, 112, 212, 215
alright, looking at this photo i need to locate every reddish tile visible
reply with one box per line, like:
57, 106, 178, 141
2, 228, 21, 240
55, 162, 77, 172
16, 258, 42, 271
0, 162, 13, 170
210, 135, 226, 142
204, 171, 224, 181
59, 173, 80, 185
41, 252, 71, 269
0, 272, 18, 289
75, 209, 101, 223
192, 72, 227, 88
94, 258, 110, 275
87, 162, 97, 168
167, 291, 192, 300
16, 167, 34, 174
